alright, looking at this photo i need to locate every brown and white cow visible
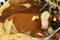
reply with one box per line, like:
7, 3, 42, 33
0, 0, 52, 38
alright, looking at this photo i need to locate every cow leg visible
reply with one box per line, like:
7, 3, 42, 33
4, 19, 18, 34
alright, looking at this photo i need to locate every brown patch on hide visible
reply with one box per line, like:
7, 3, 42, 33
13, 14, 41, 32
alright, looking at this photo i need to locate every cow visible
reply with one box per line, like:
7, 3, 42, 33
0, 0, 53, 38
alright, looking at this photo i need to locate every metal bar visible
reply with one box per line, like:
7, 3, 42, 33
48, 27, 60, 39
39, 3, 48, 12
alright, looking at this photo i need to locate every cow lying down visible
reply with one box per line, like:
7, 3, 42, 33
3, 10, 51, 38
0, 0, 52, 38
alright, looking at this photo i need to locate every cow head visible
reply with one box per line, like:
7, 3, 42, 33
41, 11, 50, 30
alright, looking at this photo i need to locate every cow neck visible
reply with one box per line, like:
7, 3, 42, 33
9, 3, 39, 13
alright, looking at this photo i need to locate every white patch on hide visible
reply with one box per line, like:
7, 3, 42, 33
22, 3, 31, 8
4, 19, 13, 34
37, 32, 44, 37
32, 15, 39, 21
41, 11, 50, 29
47, 27, 54, 34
